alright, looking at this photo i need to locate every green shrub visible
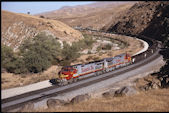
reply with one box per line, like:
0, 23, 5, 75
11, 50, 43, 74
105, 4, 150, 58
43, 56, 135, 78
97, 46, 102, 52
60, 41, 80, 66
102, 44, 112, 50
20, 32, 62, 73
59, 34, 95, 66
1, 44, 14, 68
6, 57, 28, 74
1, 44, 28, 74
23, 49, 51, 73
83, 34, 95, 47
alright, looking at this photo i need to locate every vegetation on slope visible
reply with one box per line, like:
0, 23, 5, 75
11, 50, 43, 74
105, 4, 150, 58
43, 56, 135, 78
1, 32, 95, 74
1, 10, 83, 51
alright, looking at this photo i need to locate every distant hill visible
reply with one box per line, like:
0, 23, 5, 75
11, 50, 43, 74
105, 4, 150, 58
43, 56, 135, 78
35, 2, 136, 30
2, 10, 83, 51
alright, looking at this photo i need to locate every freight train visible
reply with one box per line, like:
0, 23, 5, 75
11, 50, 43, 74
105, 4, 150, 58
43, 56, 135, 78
56, 53, 133, 86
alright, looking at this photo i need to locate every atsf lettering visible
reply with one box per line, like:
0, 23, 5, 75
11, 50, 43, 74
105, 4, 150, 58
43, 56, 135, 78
81, 65, 94, 72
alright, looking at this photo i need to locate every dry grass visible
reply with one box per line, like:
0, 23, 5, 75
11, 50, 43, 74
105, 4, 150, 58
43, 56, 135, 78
33, 88, 169, 112
39, 2, 135, 30
1, 66, 61, 90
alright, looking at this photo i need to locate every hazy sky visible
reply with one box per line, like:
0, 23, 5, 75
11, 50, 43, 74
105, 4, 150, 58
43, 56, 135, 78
2, 1, 95, 15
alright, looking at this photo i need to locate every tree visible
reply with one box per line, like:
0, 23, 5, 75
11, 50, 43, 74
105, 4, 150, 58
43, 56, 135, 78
23, 48, 51, 73
20, 32, 62, 73
1, 44, 28, 74
1, 44, 14, 68
60, 41, 80, 66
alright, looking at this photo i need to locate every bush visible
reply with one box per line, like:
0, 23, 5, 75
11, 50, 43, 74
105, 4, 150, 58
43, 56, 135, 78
59, 34, 95, 66
20, 32, 62, 73
83, 34, 95, 48
102, 44, 112, 50
71, 34, 95, 51
1, 44, 14, 68
1, 44, 28, 74
60, 41, 80, 66
23, 49, 51, 73
6, 57, 28, 74
97, 46, 102, 52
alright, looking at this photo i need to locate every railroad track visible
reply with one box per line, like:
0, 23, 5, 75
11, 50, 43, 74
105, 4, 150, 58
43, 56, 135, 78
1, 30, 162, 112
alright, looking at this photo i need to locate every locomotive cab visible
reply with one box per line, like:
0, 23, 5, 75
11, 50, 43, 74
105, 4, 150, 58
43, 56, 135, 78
125, 53, 132, 62
58, 66, 77, 80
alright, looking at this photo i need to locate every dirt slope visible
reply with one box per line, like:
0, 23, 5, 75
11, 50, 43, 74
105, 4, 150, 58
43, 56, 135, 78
2, 10, 84, 51
36, 2, 135, 30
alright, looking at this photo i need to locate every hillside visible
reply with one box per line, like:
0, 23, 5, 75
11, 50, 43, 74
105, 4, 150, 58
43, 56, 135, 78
34, 88, 169, 112
105, 1, 169, 41
1, 10, 84, 51
36, 2, 135, 30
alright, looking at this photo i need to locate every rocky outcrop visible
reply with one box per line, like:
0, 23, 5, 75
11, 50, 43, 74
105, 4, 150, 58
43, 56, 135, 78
102, 86, 138, 98
136, 74, 169, 91
70, 94, 91, 104
47, 99, 67, 108
114, 86, 138, 97
102, 90, 115, 98
106, 1, 169, 41
139, 76, 162, 91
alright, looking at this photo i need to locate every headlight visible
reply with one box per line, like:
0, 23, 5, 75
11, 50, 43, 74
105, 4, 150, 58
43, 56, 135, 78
60, 74, 69, 78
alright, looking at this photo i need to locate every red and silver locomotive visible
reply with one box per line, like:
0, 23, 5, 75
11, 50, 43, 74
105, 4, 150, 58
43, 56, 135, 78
57, 53, 132, 86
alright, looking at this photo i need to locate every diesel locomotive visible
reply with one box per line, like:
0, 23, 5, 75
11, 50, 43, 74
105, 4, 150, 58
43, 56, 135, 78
56, 53, 133, 86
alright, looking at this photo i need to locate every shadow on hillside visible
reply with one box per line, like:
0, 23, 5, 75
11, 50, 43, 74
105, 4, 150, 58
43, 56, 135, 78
139, 4, 169, 42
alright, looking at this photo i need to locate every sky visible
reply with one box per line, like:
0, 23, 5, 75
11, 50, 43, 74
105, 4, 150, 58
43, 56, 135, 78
1, 1, 95, 15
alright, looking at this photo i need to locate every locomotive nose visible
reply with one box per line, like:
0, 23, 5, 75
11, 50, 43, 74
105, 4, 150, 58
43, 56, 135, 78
58, 71, 61, 75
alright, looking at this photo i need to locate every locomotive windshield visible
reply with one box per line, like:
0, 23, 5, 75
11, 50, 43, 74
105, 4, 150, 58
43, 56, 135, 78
61, 66, 74, 72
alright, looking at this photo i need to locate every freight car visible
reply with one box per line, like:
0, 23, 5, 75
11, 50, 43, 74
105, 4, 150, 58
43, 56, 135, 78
56, 53, 132, 86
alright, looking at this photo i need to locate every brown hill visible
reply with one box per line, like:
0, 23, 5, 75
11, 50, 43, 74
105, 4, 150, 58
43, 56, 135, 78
36, 2, 135, 30
105, 1, 169, 41
2, 10, 84, 51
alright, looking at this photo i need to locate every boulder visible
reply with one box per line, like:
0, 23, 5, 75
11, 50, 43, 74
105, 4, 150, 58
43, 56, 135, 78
151, 82, 160, 89
114, 86, 138, 97
47, 99, 66, 108
102, 90, 115, 98
140, 84, 152, 91
70, 94, 91, 104
144, 79, 161, 90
